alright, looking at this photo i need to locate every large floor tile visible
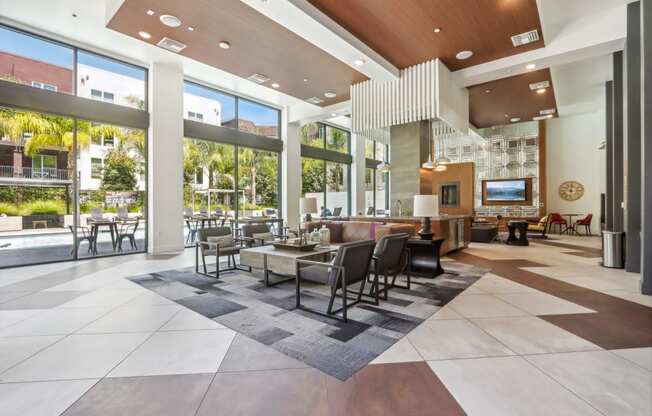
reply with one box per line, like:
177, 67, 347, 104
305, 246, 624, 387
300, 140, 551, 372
447, 294, 528, 318
602, 291, 652, 308
0, 307, 112, 337
429, 356, 602, 416
470, 274, 538, 294
0, 332, 150, 382
471, 316, 601, 354
526, 351, 652, 416
496, 291, 596, 315
610, 347, 652, 371
218, 334, 307, 372
371, 337, 423, 364
407, 319, 515, 360
108, 329, 235, 377
326, 362, 466, 416
0, 291, 87, 310
0, 291, 33, 304
159, 308, 226, 331
0, 335, 63, 373
0, 309, 44, 329
62, 374, 213, 416
428, 305, 463, 320
0, 379, 98, 416
56, 288, 142, 309
77, 304, 180, 334
197, 368, 329, 416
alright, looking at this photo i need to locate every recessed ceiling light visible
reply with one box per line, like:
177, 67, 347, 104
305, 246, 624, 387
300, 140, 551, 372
146, 9, 155, 16
433, 27, 442, 33
485, 89, 491, 93
160, 14, 181, 28
219, 41, 230, 49
504, 114, 509, 118
456, 50, 473, 60
537, 88, 546, 94
525, 63, 536, 70
331, 113, 338, 117
324, 91, 337, 98
187, 26, 195, 31
138, 31, 152, 39
510, 117, 520, 123
354, 59, 365, 66
303, 78, 308, 82
546, 114, 553, 118
271, 83, 280, 89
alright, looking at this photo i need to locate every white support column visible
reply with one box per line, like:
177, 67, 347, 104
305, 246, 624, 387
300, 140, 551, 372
148, 62, 184, 254
351, 133, 366, 216
283, 117, 302, 229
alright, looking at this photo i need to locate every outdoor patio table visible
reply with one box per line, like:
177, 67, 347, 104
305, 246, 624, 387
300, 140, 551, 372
87, 219, 118, 252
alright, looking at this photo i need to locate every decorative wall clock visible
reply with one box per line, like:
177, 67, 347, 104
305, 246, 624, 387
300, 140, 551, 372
558, 181, 584, 201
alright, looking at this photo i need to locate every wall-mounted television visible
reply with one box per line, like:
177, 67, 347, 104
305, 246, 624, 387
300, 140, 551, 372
482, 178, 532, 206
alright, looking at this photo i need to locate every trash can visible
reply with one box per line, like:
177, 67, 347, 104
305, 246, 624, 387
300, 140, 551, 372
602, 231, 624, 268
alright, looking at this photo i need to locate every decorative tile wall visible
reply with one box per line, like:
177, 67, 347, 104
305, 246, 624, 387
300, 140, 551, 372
437, 121, 540, 218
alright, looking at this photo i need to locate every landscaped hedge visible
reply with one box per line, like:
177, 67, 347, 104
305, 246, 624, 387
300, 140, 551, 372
0, 202, 20, 216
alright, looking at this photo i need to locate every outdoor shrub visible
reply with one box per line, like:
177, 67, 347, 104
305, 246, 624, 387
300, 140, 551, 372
21, 200, 66, 216
0, 202, 20, 216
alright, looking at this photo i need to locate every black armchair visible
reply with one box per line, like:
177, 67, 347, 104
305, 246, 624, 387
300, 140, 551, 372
368, 233, 410, 300
69, 225, 96, 256
295, 240, 375, 322
195, 227, 249, 279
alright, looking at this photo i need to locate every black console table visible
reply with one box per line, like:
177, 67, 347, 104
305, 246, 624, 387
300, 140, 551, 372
407, 237, 445, 278
506, 220, 529, 246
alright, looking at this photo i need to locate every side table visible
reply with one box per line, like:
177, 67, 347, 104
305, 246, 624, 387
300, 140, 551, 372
506, 221, 529, 246
407, 237, 445, 278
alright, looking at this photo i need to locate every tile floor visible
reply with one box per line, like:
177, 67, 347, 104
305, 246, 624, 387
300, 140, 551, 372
0, 236, 649, 415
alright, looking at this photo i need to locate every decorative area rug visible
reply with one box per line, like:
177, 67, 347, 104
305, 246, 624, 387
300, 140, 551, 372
128, 261, 488, 380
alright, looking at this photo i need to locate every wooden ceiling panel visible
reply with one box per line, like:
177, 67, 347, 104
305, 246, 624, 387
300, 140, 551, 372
107, 0, 368, 106
309, 0, 544, 70
469, 69, 558, 128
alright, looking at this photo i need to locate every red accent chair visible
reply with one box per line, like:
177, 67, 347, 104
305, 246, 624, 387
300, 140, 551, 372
574, 214, 593, 236
549, 213, 568, 234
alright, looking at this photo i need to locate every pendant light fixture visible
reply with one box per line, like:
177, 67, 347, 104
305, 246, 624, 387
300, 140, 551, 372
422, 119, 436, 169
433, 121, 448, 172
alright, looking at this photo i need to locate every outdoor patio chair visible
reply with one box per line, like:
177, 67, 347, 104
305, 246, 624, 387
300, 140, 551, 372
296, 240, 376, 322
69, 225, 96, 255
199, 207, 208, 216
368, 233, 410, 301
90, 207, 103, 220
116, 206, 129, 220
195, 227, 249, 279
184, 207, 194, 217
117, 220, 139, 251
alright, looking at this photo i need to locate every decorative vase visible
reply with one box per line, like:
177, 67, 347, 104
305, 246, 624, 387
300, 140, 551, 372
319, 225, 330, 245
310, 228, 321, 243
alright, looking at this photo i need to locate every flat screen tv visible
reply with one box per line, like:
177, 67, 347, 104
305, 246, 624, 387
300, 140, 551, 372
484, 179, 528, 202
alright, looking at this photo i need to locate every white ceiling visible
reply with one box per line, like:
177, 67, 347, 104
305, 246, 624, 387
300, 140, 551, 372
550, 54, 613, 117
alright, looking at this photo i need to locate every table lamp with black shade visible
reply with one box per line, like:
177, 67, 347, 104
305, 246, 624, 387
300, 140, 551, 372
413, 194, 439, 240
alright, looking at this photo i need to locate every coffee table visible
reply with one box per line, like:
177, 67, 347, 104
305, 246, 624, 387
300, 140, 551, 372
239, 244, 339, 287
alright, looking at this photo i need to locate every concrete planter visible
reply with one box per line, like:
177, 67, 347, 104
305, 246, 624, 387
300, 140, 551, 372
0, 216, 22, 232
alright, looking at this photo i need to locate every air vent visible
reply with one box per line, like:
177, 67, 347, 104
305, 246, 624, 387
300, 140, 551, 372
305, 97, 324, 105
156, 37, 187, 53
540, 108, 556, 115
511, 29, 540, 47
529, 80, 550, 91
247, 73, 270, 84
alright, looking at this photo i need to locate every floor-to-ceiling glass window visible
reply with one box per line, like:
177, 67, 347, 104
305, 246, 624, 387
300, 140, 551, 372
365, 139, 390, 216
76, 122, 147, 258
0, 24, 148, 268
301, 157, 325, 212
0, 108, 74, 267
182, 81, 282, 244
299, 123, 351, 217
326, 162, 348, 215
238, 148, 279, 218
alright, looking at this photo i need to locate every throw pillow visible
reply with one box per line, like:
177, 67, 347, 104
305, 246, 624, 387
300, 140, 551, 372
324, 222, 343, 243
252, 232, 275, 243
207, 235, 234, 251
